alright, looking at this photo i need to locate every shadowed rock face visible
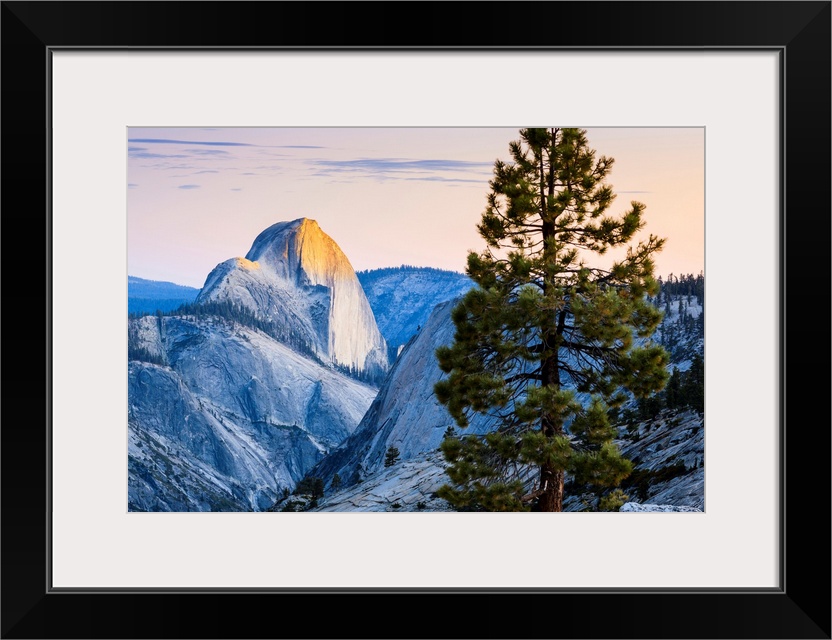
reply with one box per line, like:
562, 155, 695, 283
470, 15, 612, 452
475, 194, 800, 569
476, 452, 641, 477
128, 315, 376, 511
197, 218, 388, 377
309, 299, 494, 487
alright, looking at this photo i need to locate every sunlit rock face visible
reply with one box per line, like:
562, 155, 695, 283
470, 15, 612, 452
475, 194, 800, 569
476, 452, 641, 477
198, 218, 388, 377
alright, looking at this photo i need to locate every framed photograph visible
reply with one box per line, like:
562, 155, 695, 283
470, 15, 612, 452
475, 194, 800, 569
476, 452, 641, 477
3, 2, 829, 638
125, 124, 706, 517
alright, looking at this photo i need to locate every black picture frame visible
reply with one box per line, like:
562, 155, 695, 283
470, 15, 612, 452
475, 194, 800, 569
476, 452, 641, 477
2, 2, 829, 638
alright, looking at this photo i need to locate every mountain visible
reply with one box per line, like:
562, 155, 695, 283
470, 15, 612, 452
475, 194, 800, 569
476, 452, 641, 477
356, 266, 473, 360
197, 218, 388, 378
128, 314, 376, 511
307, 298, 494, 488
306, 291, 705, 512
128, 218, 392, 511
128, 275, 199, 315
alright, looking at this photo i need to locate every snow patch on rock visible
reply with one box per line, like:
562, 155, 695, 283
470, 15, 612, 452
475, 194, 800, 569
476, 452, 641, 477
620, 502, 702, 512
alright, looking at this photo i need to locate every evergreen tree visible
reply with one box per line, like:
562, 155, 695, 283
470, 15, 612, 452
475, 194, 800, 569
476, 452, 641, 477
682, 353, 705, 413
384, 447, 401, 468
434, 128, 670, 512
294, 475, 324, 500
665, 367, 683, 409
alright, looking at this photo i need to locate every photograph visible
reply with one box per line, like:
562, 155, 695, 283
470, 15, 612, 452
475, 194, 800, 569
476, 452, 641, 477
127, 126, 705, 514
2, 0, 828, 636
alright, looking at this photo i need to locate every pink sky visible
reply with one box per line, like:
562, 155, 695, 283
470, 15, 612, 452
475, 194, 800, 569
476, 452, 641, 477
128, 127, 704, 288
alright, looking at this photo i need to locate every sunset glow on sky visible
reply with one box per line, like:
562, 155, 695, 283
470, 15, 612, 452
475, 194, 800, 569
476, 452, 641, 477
128, 127, 704, 288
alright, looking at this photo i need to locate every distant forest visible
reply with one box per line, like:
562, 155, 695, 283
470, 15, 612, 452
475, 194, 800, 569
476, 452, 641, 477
127, 276, 199, 315
355, 264, 466, 278
655, 272, 704, 305
637, 271, 705, 417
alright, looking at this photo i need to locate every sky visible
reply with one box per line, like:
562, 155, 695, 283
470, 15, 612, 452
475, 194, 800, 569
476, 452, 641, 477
128, 127, 704, 289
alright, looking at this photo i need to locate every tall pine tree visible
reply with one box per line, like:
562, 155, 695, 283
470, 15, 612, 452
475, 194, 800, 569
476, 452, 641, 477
434, 128, 670, 512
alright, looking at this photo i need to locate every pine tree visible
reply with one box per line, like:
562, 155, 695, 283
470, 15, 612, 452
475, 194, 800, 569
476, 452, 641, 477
682, 353, 704, 413
434, 128, 670, 512
384, 447, 400, 468
665, 367, 683, 409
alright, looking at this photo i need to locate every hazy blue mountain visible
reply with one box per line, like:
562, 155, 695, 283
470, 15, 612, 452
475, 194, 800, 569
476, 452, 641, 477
356, 266, 473, 360
128, 276, 199, 315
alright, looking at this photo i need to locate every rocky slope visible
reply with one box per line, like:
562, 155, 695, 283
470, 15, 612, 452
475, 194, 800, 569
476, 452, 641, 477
311, 451, 453, 512
307, 299, 495, 487
306, 293, 705, 511
128, 314, 376, 511
305, 409, 704, 513
197, 218, 388, 378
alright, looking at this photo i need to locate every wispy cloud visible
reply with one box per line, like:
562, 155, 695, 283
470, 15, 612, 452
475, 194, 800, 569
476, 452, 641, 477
129, 151, 190, 160
130, 138, 256, 147
129, 138, 327, 149
194, 170, 220, 174
402, 176, 486, 184
230, 188, 243, 191
311, 158, 493, 174
177, 184, 201, 190
128, 183, 139, 189
186, 149, 230, 156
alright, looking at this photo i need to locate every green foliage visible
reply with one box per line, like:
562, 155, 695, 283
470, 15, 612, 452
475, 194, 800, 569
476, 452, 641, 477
293, 475, 324, 503
598, 488, 629, 512
280, 500, 305, 512
435, 128, 670, 512
681, 353, 704, 413
638, 351, 704, 416
384, 447, 401, 468
331, 473, 342, 491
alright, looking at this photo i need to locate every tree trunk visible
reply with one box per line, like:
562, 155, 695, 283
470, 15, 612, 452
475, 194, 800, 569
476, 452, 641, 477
537, 133, 565, 512
539, 306, 564, 512
537, 465, 564, 512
